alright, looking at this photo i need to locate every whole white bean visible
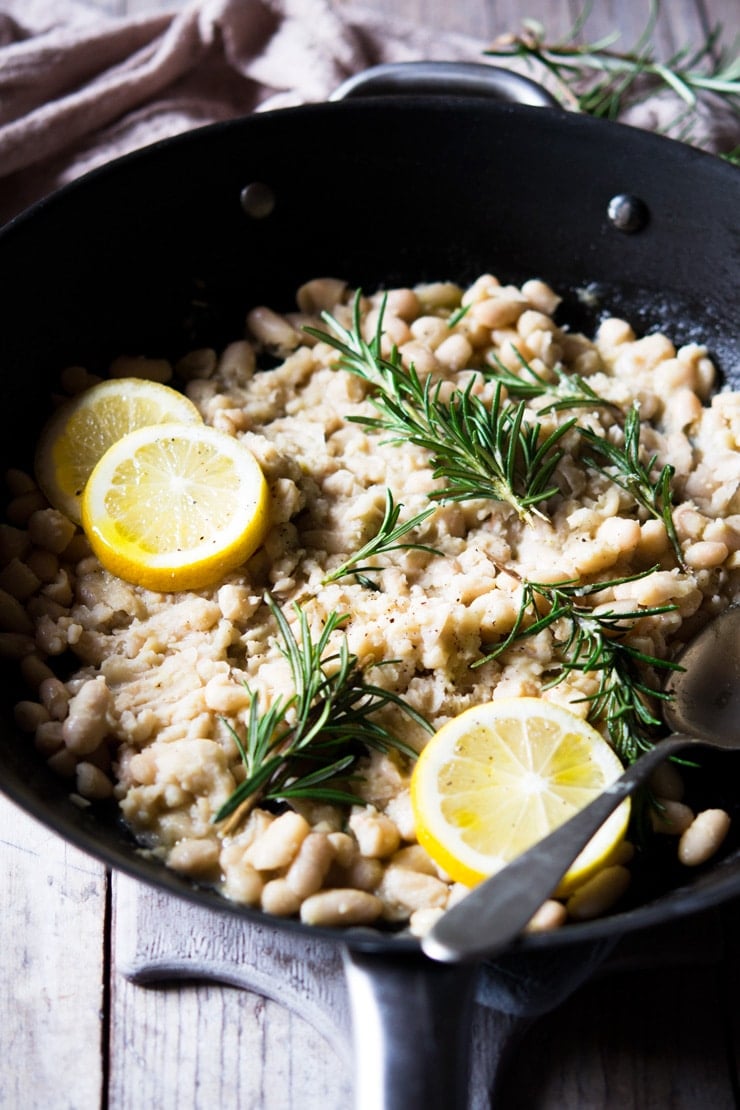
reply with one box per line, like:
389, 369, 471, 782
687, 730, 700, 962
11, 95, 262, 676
526, 899, 568, 933
349, 806, 401, 859
75, 762, 114, 802
285, 832, 335, 899
648, 761, 685, 802
34, 719, 64, 755
167, 837, 220, 876
650, 798, 695, 836
39, 676, 69, 721
248, 810, 310, 871
27, 509, 76, 555
300, 889, 383, 927
678, 809, 731, 867
260, 878, 303, 917
566, 865, 631, 921
14, 700, 49, 732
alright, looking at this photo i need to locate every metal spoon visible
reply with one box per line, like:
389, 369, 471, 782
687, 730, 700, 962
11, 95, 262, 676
423, 604, 740, 964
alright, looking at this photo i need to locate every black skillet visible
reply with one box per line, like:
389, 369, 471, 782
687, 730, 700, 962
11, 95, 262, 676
0, 63, 739, 1109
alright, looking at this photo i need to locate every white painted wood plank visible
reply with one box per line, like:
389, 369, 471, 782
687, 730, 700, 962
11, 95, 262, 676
0, 794, 107, 1110
109, 874, 351, 1110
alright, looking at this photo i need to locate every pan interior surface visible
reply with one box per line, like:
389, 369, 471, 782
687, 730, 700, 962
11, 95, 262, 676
1, 97, 739, 953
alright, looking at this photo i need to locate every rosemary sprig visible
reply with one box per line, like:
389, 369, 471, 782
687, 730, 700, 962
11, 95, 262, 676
307, 295, 576, 523
577, 405, 685, 568
477, 568, 683, 762
484, 349, 616, 414
486, 1, 740, 155
213, 596, 432, 825
322, 488, 440, 584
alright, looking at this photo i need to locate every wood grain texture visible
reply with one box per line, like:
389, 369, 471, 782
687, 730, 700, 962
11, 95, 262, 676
2, 1, 740, 1108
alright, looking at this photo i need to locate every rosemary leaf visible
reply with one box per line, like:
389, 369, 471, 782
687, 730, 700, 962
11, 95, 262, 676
486, 1, 740, 155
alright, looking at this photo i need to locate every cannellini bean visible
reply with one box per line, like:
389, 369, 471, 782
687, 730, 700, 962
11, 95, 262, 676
0, 523, 30, 563
75, 761, 114, 801
648, 761, 684, 802
596, 516, 641, 554
248, 810, 310, 871
175, 348, 217, 381
378, 866, 449, 919
27, 509, 76, 555
398, 341, 439, 377
389, 845, 439, 876
526, 899, 568, 933
383, 789, 417, 842
566, 865, 631, 921
409, 315, 448, 349
14, 700, 49, 732
0, 557, 40, 600
5, 490, 47, 526
349, 806, 401, 859
327, 831, 356, 869
5, 469, 36, 497
521, 279, 561, 316
285, 832, 335, 898
384, 288, 420, 322
247, 306, 300, 352
296, 277, 347, 313
0, 587, 33, 634
336, 854, 384, 893
683, 541, 728, 569
678, 809, 731, 867
203, 675, 251, 714
261, 878, 303, 917
434, 333, 473, 370
46, 747, 77, 777
471, 293, 527, 330
62, 676, 112, 755
408, 907, 445, 936
300, 889, 384, 927
34, 719, 64, 755
39, 676, 70, 720
220, 854, 263, 906
650, 798, 695, 836
20, 653, 56, 693
167, 837, 220, 876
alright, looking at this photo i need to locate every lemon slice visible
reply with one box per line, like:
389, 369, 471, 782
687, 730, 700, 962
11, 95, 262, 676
81, 422, 271, 592
410, 697, 630, 896
35, 378, 203, 523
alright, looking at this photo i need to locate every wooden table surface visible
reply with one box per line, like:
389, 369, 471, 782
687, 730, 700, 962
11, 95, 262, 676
3, 1, 740, 1107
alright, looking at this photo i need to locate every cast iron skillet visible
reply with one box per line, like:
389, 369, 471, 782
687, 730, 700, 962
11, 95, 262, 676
0, 63, 739, 1108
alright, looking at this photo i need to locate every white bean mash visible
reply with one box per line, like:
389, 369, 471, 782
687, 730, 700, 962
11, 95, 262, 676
4, 273, 738, 933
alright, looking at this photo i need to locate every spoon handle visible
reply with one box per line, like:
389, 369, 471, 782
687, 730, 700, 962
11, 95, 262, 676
422, 733, 695, 964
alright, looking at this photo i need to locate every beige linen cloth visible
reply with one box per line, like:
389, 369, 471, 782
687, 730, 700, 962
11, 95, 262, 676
0, 0, 487, 223
1, 0, 738, 226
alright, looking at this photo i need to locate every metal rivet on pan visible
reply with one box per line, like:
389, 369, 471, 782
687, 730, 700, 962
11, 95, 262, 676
607, 194, 649, 233
240, 182, 276, 218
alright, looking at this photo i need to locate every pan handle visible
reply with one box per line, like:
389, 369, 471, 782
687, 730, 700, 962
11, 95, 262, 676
330, 61, 559, 109
342, 945, 479, 1109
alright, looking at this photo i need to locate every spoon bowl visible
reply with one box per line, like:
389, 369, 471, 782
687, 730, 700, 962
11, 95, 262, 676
423, 604, 740, 964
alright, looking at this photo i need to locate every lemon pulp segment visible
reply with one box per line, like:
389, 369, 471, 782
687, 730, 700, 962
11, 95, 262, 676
81, 422, 270, 592
35, 378, 203, 523
410, 697, 629, 894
